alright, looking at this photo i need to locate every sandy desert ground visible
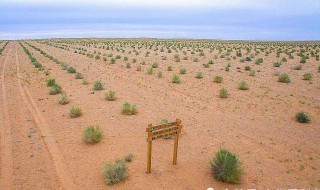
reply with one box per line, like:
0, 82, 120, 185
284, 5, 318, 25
0, 39, 319, 189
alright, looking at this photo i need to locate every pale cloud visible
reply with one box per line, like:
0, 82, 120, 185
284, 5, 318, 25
1, 0, 319, 12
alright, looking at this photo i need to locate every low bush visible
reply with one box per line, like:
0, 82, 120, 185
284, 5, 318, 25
70, 106, 83, 118
278, 74, 291, 83
67, 67, 76, 73
210, 148, 242, 184
82, 125, 103, 143
238, 80, 249, 90
249, 70, 256, 76
295, 112, 311, 123
152, 62, 158, 68
293, 65, 302, 70
49, 84, 62, 95
102, 159, 128, 185
121, 102, 137, 115
157, 71, 163, 78
255, 58, 263, 65
46, 78, 56, 86
244, 66, 251, 71
93, 81, 104, 90
167, 65, 173, 71
147, 67, 154, 75
58, 93, 70, 105
303, 73, 313, 80
124, 154, 133, 162
75, 72, 83, 79
82, 79, 89, 85
273, 62, 282, 67
196, 72, 203, 79
213, 76, 223, 83
172, 75, 181, 84
219, 88, 228, 98
105, 90, 116, 101
179, 68, 187, 74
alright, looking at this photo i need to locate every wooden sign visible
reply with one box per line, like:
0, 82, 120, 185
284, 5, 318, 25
146, 118, 183, 173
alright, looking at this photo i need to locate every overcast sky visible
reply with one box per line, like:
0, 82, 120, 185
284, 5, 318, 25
0, 0, 319, 40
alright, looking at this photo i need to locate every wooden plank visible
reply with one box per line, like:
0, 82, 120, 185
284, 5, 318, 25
173, 133, 179, 165
147, 141, 152, 173
147, 128, 181, 141
146, 121, 178, 132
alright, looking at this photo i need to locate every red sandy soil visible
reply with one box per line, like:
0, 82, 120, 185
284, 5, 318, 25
0, 40, 319, 190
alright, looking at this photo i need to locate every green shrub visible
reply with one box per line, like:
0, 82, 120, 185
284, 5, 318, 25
58, 93, 70, 105
273, 62, 282, 67
110, 58, 116, 64
295, 112, 311, 123
124, 154, 133, 162
303, 73, 313, 80
219, 88, 228, 98
105, 90, 116, 101
179, 68, 187, 74
300, 58, 306, 63
157, 71, 163, 78
49, 84, 62, 95
152, 62, 158, 68
167, 65, 173, 71
244, 66, 251, 71
102, 159, 128, 185
46, 78, 56, 86
203, 64, 210, 68
82, 125, 103, 143
208, 60, 214, 64
225, 66, 229, 72
282, 57, 287, 62
193, 57, 199, 62
121, 102, 137, 115
255, 58, 263, 65
238, 80, 249, 90
82, 79, 89, 85
67, 67, 76, 73
147, 67, 154, 75
172, 75, 181, 84
70, 106, 83, 118
249, 70, 256, 76
239, 58, 245, 63
196, 72, 203, 79
214, 76, 223, 83
93, 81, 104, 90
278, 74, 291, 83
210, 148, 242, 184
75, 72, 83, 79
126, 63, 131, 68
293, 65, 302, 70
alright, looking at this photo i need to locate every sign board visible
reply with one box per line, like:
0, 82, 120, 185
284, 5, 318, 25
146, 118, 183, 173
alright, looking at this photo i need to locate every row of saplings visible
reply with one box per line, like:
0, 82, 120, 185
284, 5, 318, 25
46, 78, 311, 186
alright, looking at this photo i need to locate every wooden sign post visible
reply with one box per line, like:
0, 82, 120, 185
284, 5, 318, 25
146, 118, 183, 173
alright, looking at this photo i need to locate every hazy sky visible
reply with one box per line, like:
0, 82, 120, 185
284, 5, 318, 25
0, 0, 319, 40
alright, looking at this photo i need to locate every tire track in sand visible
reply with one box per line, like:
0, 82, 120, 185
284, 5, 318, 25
15, 43, 76, 189
0, 43, 13, 190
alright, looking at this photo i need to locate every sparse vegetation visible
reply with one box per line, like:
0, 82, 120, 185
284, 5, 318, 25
172, 75, 181, 83
58, 93, 70, 105
238, 80, 249, 90
219, 88, 228, 98
210, 148, 242, 184
303, 73, 313, 80
214, 75, 223, 83
102, 159, 128, 185
105, 90, 116, 101
93, 81, 104, 90
70, 106, 83, 118
121, 102, 137, 115
82, 125, 103, 143
295, 112, 311, 123
278, 74, 291, 83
